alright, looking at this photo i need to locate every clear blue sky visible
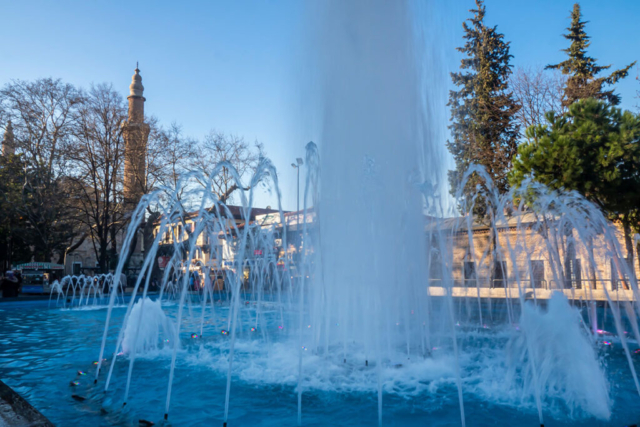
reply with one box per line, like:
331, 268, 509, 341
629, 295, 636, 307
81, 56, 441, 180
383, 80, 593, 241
0, 0, 638, 209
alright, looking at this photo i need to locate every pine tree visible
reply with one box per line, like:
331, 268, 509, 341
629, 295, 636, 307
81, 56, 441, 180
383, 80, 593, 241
447, 0, 520, 217
547, 3, 636, 106
509, 99, 640, 274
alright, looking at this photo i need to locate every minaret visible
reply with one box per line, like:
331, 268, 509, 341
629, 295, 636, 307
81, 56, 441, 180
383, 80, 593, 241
122, 65, 150, 212
2, 120, 15, 156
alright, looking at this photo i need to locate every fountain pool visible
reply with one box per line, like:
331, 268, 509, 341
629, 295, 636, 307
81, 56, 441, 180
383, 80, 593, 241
3, 1, 640, 426
0, 296, 639, 426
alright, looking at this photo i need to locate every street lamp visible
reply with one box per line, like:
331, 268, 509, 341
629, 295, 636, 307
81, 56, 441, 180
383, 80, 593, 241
291, 157, 304, 222
291, 157, 303, 281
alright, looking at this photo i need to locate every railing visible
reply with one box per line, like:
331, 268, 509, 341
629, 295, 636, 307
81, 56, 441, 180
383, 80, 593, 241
546, 279, 634, 291
428, 278, 633, 291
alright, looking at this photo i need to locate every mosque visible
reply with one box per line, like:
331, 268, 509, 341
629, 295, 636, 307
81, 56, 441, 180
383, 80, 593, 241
64, 67, 150, 276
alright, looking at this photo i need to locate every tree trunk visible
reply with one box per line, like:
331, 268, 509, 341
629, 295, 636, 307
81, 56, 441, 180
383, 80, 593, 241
98, 239, 109, 274
637, 240, 640, 281
623, 222, 634, 279
144, 211, 161, 281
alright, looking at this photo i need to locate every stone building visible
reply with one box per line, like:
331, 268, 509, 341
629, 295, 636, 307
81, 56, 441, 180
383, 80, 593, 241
427, 213, 640, 301
240, 210, 639, 299
152, 206, 282, 281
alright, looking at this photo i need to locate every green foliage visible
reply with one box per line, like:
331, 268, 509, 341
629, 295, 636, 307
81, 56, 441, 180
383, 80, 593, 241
510, 99, 640, 229
447, 0, 520, 216
0, 153, 32, 269
546, 3, 636, 106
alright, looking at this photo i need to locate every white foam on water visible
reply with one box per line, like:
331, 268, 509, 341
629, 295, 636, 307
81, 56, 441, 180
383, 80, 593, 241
121, 298, 176, 355
183, 337, 457, 396
174, 295, 612, 422
467, 293, 611, 420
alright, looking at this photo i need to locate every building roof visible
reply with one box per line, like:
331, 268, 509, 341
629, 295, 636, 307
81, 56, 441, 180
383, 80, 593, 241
425, 211, 546, 233
15, 262, 65, 271
153, 205, 283, 226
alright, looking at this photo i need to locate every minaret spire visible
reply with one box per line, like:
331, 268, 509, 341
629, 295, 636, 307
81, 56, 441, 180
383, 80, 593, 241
127, 65, 145, 122
2, 120, 15, 156
123, 65, 150, 211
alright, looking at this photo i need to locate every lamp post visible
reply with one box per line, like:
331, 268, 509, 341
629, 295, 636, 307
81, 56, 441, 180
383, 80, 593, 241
291, 158, 304, 277
291, 157, 304, 222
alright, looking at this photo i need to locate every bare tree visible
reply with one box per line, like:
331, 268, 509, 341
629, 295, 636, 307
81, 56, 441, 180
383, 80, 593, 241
195, 130, 264, 204
510, 66, 567, 138
66, 84, 128, 272
0, 78, 82, 261
145, 121, 199, 203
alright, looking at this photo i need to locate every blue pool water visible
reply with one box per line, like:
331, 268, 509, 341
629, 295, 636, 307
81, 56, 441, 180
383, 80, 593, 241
0, 298, 639, 426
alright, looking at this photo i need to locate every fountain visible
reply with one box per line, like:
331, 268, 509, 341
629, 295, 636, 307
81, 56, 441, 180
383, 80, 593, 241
0, 1, 639, 426
87, 0, 640, 425
50, 273, 125, 308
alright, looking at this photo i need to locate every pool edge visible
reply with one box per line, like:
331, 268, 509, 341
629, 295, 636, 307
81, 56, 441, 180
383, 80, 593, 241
0, 379, 55, 427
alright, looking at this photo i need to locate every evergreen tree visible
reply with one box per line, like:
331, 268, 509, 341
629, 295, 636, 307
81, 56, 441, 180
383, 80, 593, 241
447, 0, 520, 217
510, 99, 640, 272
547, 3, 636, 107
0, 152, 32, 271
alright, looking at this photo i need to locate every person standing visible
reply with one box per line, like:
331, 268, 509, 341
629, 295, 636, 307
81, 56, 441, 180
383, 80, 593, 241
14, 271, 22, 296
0, 272, 6, 298
1, 271, 19, 298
